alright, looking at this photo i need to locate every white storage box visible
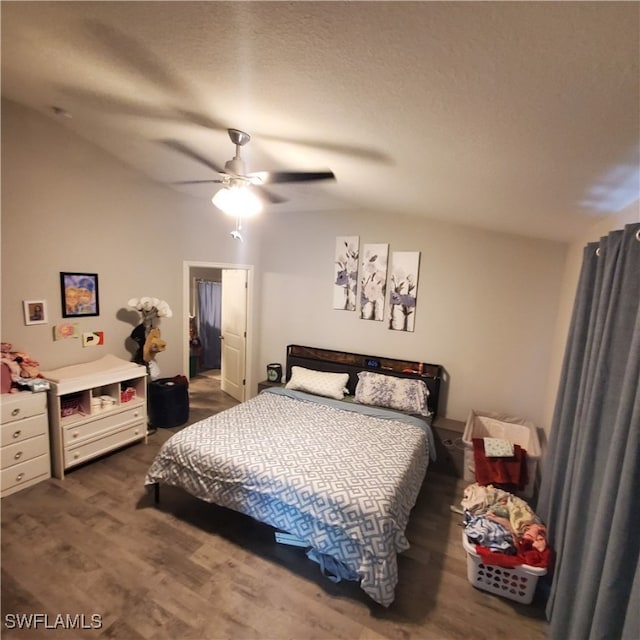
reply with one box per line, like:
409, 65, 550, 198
462, 410, 541, 498
462, 533, 546, 604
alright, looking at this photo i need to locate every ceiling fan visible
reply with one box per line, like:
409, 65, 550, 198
162, 128, 336, 210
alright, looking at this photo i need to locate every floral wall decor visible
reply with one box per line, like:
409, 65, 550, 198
53, 322, 80, 340
333, 236, 359, 311
388, 251, 420, 332
360, 243, 388, 321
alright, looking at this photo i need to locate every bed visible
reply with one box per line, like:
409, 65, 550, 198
145, 345, 443, 607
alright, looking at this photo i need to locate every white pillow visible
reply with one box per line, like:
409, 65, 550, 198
354, 371, 430, 416
285, 366, 349, 400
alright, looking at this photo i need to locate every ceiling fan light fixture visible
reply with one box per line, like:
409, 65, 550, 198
168, 128, 335, 209
212, 185, 262, 217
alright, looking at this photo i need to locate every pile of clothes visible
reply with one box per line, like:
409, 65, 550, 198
471, 436, 529, 492
461, 482, 553, 569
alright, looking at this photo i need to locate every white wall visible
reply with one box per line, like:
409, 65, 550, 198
1, 99, 261, 377
256, 209, 568, 426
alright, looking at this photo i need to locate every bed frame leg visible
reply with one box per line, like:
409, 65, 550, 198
153, 483, 160, 505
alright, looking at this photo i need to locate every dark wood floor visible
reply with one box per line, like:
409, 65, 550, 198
1, 375, 549, 639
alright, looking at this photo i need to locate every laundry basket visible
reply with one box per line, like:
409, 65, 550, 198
462, 533, 546, 604
462, 410, 541, 498
148, 376, 189, 428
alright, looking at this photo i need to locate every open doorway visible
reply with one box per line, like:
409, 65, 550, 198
189, 269, 222, 377
183, 261, 254, 404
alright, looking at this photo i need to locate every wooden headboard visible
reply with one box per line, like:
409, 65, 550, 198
286, 344, 443, 416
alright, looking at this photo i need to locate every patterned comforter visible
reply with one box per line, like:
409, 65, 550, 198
144, 388, 432, 606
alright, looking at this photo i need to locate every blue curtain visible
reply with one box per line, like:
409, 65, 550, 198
197, 281, 222, 370
537, 223, 640, 640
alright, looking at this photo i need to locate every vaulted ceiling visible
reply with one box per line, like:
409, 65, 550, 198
2, 1, 638, 241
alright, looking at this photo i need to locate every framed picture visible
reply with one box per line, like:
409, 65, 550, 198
60, 272, 100, 317
360, 243, 388, 321
388, 251, 420, 332
23, 300, 48, 325
333, 235, 359, 311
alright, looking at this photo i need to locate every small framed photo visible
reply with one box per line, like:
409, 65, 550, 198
23, 300, 48, 325
60, 272, 100, 318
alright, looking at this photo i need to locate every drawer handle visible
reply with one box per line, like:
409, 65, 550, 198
12, 430, 21, 439
16, 473, 24, 482
11, 408, 20, 417
74, 452, 80, 459
14, 451, 23, 460
72, 432, 78, 438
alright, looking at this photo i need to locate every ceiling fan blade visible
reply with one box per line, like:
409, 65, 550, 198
77, 24, 387, 166
172, 179, 224, 185
255, 185, 288, 205
85, 20, 189, 97
175, 110, 229, 133
160, 139, 226, 174
260, 134, 391, 164
250, 170, 335, 185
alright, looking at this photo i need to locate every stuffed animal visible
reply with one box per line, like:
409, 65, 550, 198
143, 328, 166, 363
0, 342, 42, 393
142, 328, 166, 381
129, 324, 167, 381
1, 343, 16, 392
13, 352, 41, 378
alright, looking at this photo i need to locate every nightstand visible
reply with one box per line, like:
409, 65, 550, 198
430, 416, 465, 477
258, 380, 284, 393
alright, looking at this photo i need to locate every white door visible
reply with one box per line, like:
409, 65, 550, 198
220, 269, 248, 401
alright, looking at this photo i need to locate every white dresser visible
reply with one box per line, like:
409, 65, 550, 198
45, 358, 147, 479
1, 391, 51, 497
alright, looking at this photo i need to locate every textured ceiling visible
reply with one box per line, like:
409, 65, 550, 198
2, 1, 639, 242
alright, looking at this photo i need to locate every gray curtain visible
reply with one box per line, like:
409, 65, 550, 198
537, 222, 640, 640
197, 281, 222, 370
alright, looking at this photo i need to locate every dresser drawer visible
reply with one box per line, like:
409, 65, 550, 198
0, 413, 48, 446
1, 392, 46, 424
62, 405, 145, 447
1, 454, 50, 497
64, 423, 145, 469
1, 434, 49, 469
